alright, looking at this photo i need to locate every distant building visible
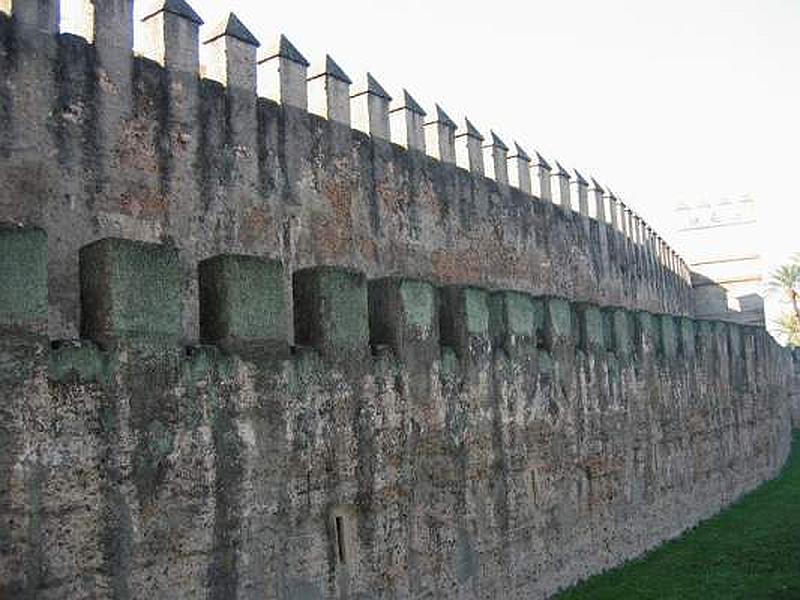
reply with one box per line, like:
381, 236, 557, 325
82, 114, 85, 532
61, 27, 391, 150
675, 196, 765, 326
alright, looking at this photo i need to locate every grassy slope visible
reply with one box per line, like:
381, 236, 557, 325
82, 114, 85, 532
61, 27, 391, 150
558, 431, 800, 600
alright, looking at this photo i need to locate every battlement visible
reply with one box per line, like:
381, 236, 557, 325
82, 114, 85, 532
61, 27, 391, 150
0, 227, 774, 378
0, 6, 793, 599
0, 1, 692, 342
0, 225, 793, 599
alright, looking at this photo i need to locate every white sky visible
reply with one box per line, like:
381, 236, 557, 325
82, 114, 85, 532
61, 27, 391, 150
72, 1, 799, 267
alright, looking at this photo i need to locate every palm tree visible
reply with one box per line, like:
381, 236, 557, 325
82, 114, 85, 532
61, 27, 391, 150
768, 254, 800, 323
774, 313, 800, 347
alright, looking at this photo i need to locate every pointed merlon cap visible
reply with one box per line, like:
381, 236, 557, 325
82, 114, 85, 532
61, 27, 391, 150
572, 168, 588, 186
510, 142, 530, 161
392, 89, 426, 116
486, 130, 508, 151
204, 12, 260, 46
143, 0, 203, 24
351, 73, 392, 100
534, 151, 551, 170
426, 104, 457, 128
309, 54, 352, 83
261, 34, 310, 66
554, 161, 570, 177
457, 118, 484, 141
590, 177, 604, 193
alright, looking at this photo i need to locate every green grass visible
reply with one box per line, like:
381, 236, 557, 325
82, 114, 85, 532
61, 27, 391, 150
558, 431, 800, 600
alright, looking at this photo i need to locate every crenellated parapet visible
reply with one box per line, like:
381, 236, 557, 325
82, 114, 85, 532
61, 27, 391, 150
0, 6, 793, 599
0, 226, 793, 599
0, 1, 694, 343
0, 227, 782, 386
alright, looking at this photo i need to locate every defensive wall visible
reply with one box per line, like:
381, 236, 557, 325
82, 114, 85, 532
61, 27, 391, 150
0, 2, 795, 599
0, 0, 694, 342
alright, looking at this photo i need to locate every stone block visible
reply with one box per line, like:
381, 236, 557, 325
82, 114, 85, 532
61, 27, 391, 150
696, 320, 713, 355
634, 311, 656, 353
601, 309, 615, 352
79, 238, 182, 344
489, 290, 535, 350
575, 303, 604, 352
659, 315, 677, 358
0, 226, 47, 332
49, 340, 105, 383
713, 321, 728, 356
610, 308, 633, 358
544, 298, 573, 349
440, 286, 490, 356
368, 278, 438, 352
679, 317, 695, 357
728, 323, 743, 358
199, 254, 288, 355
531, 298, 546, 347
293, 266, 369, 356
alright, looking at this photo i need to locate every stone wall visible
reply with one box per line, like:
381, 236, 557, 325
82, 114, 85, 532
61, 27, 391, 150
0, 230, 793, 599
0, 3, 793, 599
0, 6, 692, 344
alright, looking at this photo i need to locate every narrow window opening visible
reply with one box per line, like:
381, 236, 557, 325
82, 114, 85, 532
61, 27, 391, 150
335, 516, 347, 565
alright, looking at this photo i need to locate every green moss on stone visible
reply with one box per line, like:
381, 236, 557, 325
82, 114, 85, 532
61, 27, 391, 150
294, 267, 369, 354
463, 288, 489, 335
636, 312, 655, 350
440, 346, 460, 381
504, 292, 535, 337
199, 254, 288, 346
660, 315, 677, 358
680, 318, 696, 357
489, 291, 535, 347
49, 341, 106, 383
613, 310, 633, 357
80, 238, 182, 342
538, 350, 555, 375
578, 304, 604, 350
399, 280, 436, 333
546, 298, 573, 344
0, 226, 47, 329
182, 345, 219, 383
532, 299, 545, 337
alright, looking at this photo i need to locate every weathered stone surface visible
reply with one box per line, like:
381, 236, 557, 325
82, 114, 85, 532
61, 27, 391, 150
0, 12, 691, 343
199, 254, 288, 354
79, 238, 182, 344
489, 290, 536, 351
293, 266, 369, 357
0, 295, 793, 599
0, 13, 794, 600
0, 225, 47, 332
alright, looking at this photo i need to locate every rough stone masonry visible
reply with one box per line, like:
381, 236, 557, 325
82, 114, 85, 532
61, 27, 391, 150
0, 2, 795, 599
